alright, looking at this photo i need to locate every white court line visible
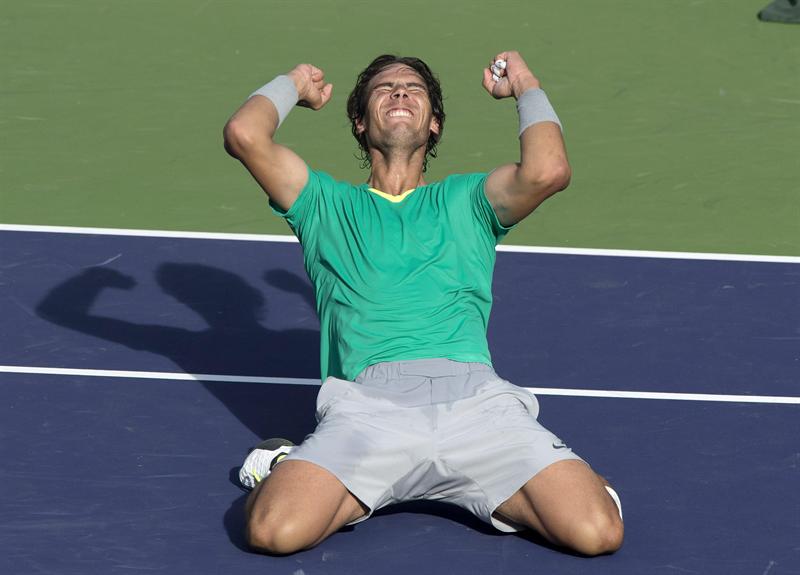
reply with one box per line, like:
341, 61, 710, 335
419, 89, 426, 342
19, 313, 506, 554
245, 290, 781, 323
2, 223, 798, 264
0, 223, 298, 244
1, 365, 798, 405
0, 365, 320, 386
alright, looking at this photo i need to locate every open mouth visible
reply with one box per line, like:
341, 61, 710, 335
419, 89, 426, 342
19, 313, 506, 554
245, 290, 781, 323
386, 108, 413, 118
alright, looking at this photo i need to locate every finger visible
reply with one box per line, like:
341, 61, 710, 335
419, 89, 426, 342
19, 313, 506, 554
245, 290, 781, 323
301, 83, 333, 110
320, 83, 334, 106
482, 68, 508, 99
481, 67, 495, 93
310, 66, 325, 82
493, 51, 509, 65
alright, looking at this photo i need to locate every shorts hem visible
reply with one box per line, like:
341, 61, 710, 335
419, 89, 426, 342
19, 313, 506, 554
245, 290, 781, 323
280, 453, 377, 526
487, 452, 586, 533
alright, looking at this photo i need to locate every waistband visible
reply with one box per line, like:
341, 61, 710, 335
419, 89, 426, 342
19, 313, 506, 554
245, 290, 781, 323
355, 358, 493, 385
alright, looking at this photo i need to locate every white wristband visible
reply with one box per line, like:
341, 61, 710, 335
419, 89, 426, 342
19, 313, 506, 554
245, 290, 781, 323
249, 75, 299, 128
517, 88, 562, 135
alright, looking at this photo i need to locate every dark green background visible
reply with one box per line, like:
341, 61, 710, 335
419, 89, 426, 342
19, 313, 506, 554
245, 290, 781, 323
2, 1, 798, 254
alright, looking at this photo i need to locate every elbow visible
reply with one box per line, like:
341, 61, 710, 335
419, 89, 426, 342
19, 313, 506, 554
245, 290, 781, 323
522, 161, 572, 198
223, 118, 257, 159
545, 162, 572, 194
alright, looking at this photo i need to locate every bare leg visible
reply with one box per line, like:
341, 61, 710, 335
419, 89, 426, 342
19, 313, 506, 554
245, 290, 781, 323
494, 460, 624, 556
245, 460, 368, 555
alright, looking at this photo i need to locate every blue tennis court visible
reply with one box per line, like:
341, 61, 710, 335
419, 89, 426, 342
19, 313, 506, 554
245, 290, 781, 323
1, 226, 798, 574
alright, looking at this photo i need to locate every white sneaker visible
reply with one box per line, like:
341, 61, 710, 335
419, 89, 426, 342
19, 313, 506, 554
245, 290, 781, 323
238, 437, 295, 489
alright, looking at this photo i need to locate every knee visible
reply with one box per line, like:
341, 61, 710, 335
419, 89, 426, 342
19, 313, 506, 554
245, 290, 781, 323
246, 513, 311, 555
569, 510, 624, 556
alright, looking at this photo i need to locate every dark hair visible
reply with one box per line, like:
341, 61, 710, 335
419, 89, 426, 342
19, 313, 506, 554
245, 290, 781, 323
346, 55, 445, 172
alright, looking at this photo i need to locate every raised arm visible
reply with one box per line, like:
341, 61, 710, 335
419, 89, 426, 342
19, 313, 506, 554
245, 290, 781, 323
482, 51, 571, 227
223, 64, 333, 212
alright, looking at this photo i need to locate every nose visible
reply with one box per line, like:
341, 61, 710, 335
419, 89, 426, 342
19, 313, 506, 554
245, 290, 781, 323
390, 85, 409, 99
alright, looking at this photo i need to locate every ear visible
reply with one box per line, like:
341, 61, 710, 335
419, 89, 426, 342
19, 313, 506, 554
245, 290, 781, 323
429, 116, 440, 137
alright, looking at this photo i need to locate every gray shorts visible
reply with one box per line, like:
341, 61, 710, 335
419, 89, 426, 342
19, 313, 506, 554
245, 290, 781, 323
283, 358, 583, 532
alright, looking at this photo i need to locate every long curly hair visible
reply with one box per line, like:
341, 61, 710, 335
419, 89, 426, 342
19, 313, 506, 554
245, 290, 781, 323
346, 55, 445, 172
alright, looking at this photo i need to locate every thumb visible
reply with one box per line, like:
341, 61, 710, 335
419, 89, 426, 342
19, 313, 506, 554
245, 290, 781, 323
320, 83, 334, 106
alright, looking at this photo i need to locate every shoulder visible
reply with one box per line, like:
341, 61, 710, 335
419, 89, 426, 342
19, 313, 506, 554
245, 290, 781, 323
432, 172, 511, 238
306, 167, 341, 188
306, 168, 362, 194
429, 172, 488, 191
274, 166, 357, 221
424, 173, 488, 201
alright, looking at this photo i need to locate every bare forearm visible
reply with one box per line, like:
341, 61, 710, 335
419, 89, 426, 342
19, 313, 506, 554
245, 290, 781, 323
516, 114, 571, 196
224, 96, 280, 159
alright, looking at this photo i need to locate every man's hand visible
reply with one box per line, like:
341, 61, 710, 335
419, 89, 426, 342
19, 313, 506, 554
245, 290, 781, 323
288, 64, 333, 110
482, 51, 540, 100
482, 50, 570, 227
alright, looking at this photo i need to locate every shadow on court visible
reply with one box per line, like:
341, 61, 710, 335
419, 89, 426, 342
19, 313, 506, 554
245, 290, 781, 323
34, 260, 526, 553
223, 476, 259, 553
35, 263, 320, 439
221, 487, 574, 559
221, 487, 528, 554
223, 484, 364, 553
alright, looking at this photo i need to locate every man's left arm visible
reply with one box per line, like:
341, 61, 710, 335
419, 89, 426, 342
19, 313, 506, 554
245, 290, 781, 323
483, 51, 571, 227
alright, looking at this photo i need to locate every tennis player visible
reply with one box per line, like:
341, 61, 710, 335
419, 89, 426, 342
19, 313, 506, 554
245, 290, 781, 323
223, 51, 624, 556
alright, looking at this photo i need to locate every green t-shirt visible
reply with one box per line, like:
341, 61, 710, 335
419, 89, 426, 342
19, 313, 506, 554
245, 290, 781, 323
272, 167, 511, 381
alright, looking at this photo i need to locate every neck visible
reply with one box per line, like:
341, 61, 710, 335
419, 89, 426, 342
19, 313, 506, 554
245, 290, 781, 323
367, 149, 427, 195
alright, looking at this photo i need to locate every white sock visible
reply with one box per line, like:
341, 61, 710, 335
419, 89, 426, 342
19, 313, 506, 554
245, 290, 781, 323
605, 485, 623, 520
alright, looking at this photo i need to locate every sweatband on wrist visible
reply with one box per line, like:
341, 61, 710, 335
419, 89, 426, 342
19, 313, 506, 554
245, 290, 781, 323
517, 88, 562, 136
249, 75, 299, 128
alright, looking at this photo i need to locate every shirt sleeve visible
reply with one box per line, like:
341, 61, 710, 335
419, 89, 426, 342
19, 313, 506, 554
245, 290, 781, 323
268, 164, 322, 244
470, 173, 515, 244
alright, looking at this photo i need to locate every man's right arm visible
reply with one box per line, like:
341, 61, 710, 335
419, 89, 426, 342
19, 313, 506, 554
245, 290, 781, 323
223, 64, 333, 212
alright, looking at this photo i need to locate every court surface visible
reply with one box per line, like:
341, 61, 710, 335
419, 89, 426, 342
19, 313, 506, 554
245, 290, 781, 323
2, 226, 798, 575
3, 1, 799, 572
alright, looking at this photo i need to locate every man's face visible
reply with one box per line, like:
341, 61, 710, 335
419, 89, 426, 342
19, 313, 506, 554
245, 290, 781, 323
356, 64, 440, 151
